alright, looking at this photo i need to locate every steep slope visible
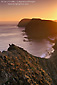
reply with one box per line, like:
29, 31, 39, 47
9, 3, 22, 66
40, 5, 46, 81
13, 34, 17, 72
0, 44, 54, 85
18, 19, 31, 27
25, 18, 57, 39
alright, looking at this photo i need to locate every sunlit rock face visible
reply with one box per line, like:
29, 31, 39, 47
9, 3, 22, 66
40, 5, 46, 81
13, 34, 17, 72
0, 44, 57, 85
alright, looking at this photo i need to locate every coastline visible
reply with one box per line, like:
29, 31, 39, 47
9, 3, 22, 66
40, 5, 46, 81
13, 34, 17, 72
0, 44, 57, 85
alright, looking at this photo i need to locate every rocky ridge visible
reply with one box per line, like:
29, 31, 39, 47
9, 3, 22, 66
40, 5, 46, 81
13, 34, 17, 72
0, 44, 57, 85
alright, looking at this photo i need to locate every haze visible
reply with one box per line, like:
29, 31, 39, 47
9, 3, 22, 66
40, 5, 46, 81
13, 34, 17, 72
0, 0, 57, 21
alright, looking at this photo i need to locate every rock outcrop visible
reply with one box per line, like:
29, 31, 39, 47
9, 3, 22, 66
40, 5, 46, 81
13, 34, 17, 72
25, 18, 57, 39
0, 44, 57, 85
18, 19, 31, 27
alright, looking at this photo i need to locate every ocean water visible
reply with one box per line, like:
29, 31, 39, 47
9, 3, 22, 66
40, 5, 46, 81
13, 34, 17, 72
0, 21, 54, 58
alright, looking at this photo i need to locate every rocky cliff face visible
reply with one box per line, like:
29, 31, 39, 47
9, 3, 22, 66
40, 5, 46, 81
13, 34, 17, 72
0, 44, 57, 85
25, 18, 57, 39
18, 18, 57, 39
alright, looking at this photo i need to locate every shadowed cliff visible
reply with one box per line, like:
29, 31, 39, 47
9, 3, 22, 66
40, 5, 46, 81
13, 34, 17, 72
25, 18, 57, 39
18, 19, 31, 27
0, 44, 57, 85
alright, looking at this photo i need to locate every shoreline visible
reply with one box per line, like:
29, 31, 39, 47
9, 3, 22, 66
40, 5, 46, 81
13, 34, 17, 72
0, 44, 57, 84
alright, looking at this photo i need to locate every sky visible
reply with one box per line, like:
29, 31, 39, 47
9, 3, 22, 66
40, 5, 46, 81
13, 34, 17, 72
0, 0, 57, 21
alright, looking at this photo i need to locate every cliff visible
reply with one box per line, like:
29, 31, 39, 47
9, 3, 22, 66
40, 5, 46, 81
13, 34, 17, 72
25, 18, 57, 39
0, 44, 57, 85
18, 19, 31, 27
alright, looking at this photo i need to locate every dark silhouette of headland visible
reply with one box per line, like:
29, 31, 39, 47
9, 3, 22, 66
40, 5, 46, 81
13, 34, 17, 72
18, 18, 57, 39
17, 18, 31, 27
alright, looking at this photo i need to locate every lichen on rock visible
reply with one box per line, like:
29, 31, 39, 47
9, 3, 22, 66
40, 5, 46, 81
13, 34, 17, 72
0, 44, 57, 85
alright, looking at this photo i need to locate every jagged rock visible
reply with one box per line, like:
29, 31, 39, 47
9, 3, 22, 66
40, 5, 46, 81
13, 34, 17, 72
53, 40, 57, 50
0, 44, 57, 85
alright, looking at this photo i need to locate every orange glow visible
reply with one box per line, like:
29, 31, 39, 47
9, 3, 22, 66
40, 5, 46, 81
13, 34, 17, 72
0, 0, 57, 21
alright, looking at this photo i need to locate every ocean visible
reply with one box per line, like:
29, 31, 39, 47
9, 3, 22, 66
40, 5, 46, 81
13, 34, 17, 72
0, 21, 54, 58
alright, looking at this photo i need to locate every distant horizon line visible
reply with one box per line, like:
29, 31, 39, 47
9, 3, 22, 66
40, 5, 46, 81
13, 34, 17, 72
0, 18, 57, 22
0, 20, 55, 22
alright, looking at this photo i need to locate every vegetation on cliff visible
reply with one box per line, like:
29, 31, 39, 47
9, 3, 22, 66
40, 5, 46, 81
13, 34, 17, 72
0, 44, 57, 85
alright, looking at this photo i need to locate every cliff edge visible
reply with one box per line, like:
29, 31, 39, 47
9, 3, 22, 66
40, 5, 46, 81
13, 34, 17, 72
0, 44, 57, 85
18, 19, 31, 27
25, 18, 57, 39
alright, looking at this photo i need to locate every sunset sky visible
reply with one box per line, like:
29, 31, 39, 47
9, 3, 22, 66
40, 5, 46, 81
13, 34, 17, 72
0, 0, 57, 21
